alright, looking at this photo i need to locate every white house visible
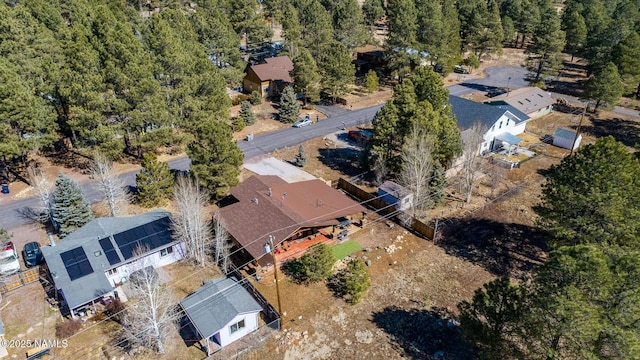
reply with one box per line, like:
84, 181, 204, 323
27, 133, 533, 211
553, 128, 581, 150
180, 278, 262, 355
378, 181, 413, 211
449, 95, 531, 154
41, 210, 185, 318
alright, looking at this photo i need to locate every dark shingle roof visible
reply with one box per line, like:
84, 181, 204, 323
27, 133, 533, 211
219, 175, 366, 262
180, 278, 262, 339
249, 56, 293, 83
41, 210, 177, 310
485, 87, 554, 114
449, 95, 530, 130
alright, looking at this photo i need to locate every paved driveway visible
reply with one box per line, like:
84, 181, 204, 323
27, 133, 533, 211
447, 66, 530, 96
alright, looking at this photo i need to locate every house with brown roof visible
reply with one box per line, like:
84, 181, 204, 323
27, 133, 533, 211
242, 56, 294, 98
484, 87, 554, 119
218, 175, 366, 273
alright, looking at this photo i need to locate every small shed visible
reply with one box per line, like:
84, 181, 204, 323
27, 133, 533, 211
378, 181, 413, 211
180, 278, 262, 355
553, 128, 581, 150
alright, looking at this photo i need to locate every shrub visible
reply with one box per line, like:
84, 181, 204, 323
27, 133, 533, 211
55, 319, 83, 338
240, 101, 256, 126
338, 258, 370, 304
250, 90, 262, 105
285, 243, 335, 283
231, 94, 251, 106
295, 145, 307, 167
105, 298, 125, 323
231, 116, 246, 132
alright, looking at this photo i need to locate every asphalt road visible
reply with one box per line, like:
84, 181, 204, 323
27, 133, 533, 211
0, 104, 383, 230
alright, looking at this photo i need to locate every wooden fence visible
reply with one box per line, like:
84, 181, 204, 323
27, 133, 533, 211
336, 178, 435, 240
0, 267, 40, 294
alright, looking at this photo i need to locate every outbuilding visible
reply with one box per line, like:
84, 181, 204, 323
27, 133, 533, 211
553, 128, 581, 150
180, 278, 262, 355
378, 181, 413, 211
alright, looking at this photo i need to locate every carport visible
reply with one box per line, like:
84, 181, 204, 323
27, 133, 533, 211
494, 133, 523, 155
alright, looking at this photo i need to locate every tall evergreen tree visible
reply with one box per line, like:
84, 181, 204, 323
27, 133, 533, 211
613, 32, 640, 98
527, 1, 566, 81
332, 0, 369, 49
278, 86, 300, 123
136, 153, 174, 208
535, 136, 640, 248
187, 119, 244, 199
320, 40, 355, 102
291, 48, 321, 105
52, 173, 94, 238
298, 0, 335, 60
386, 0, 418, 50
362, 0, 385, 26
562, 6, 587, 61
582, 62, 625, 110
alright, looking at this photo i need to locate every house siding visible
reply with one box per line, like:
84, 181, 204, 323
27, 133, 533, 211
482, 115, 527, 152
218, 312, 260, 348
105, 242, 185, 286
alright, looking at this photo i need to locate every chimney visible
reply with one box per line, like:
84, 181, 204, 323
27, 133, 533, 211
47, 232, 55, 247
268, 188, 272, 197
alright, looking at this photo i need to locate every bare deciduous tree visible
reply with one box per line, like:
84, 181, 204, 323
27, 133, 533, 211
212, 211, 232, 274
90, 153, 129, 217
461, 122, 487, 203
373, 153, 388, 186
399, 125, 435, 217
27, 166, 54, 225
121, 247, 177, 354
172, 176, 212, 267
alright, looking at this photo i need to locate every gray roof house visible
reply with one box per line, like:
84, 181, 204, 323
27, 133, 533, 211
378, 181, 413, 211
485, 87, 555, 119
449, 95, 531, 154
42, 210, 184, 318
180, 278, 262, 355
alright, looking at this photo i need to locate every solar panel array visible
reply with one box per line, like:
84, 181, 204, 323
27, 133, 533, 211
60, 247, 93, 281
113, 217, 173, 260
99, 237, 122, 266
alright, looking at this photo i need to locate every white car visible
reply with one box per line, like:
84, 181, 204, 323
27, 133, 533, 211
293, 117, 312, 128
0, 242, 21, 275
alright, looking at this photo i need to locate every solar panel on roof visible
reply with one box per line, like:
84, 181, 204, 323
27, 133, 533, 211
60, 247, 93, 281
113, 218, 173, 260
99, 237, 122, 266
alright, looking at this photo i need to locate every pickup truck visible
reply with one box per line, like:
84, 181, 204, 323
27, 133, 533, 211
348, 129, 373, 144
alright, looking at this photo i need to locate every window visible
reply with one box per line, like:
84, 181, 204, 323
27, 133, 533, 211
160, 246, 173, 257
107, 268, 118, 276
230, 319, 246, 334
506, 119, 510, 126
491, 125, 495, 132
499, 121, 503, 129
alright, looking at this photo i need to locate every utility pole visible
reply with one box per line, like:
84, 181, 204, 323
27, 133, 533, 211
570, 103, 588, 156
266, 235, 283, 329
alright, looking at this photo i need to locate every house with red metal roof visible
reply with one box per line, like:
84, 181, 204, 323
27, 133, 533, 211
218, 175, 366, 273
242, 56, 294, 98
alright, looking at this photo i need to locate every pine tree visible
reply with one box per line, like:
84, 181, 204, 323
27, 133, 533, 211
291, 48, 321, 105
52, 173, 94, 238
364, 70, 380, 93
429, 162, 447, 208
136, 153, 174, 208
362, 0, 384, 26
562, 7, 587, 61
249, 91, 262, 105
320, 41, 355, 102
527, 2, 565, 82
240, 101, 256, 126
295, 145, 307, 167
338, 258, 371, 304
613, 32, 640, 98
278, 86, 300, 123
583, 62, 625, 110
187, 119, 244, 199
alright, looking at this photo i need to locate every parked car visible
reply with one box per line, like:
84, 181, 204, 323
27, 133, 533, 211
454, 65, 469, 74
293, 117, 312, 128
348, 129, 373, 144
0, 242, 21, 275
23, 242, 44, 267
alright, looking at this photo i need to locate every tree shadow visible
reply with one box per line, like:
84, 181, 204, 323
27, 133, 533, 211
438, 206, 548, 278
580, 117, 640, 147
371, 306, 476, 359
317, 148, 363, 178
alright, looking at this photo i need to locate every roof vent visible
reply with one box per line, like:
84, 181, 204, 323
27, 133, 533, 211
268, 188, 272, 197
252, 197, 259, 204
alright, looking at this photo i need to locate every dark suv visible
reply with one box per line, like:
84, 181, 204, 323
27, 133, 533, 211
23, 242, 44, 267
